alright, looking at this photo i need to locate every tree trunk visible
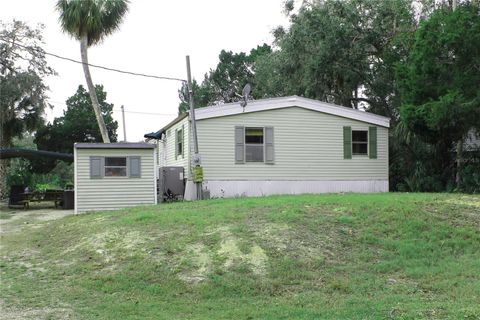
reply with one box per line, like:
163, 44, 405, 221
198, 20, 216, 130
80, 35, 110, 143
455, 139, 463, 189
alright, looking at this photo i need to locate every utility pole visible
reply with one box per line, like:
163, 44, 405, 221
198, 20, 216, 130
186, 56, 202, 200
121, 105, 127, 142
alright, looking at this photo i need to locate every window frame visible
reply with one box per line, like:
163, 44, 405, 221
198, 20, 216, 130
351, 129, 369, 156
104, 156, 128, 177
244, 127, 265, 163
176, 127, 184, 158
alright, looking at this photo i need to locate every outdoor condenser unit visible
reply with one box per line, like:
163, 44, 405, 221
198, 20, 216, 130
158, 166, 185, 202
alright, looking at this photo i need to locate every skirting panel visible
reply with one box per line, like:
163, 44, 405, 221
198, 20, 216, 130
184, 179, 388, 200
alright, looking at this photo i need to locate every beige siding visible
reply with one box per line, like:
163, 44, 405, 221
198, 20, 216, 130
195, 107, 388, 181
75, 148, 156, 212
164, 116, 190, 173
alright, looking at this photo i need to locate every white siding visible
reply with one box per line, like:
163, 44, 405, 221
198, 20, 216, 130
195, 107, 388, 181
164, 116, 190, 173
75, 148, 156, 213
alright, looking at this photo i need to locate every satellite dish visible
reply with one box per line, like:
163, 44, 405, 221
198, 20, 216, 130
240, 83, 251, 108
242, 83, 251, 98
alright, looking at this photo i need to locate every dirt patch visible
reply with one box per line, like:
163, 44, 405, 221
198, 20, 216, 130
63, 228, 150, 269
0, 203, 74, 236
216, 227, 268, 276
0, 300, 75, 320
443, 196, 480, 208
178, 243, 212, 283
251, 222, 338, 262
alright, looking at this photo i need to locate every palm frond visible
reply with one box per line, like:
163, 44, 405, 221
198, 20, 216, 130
56, 0, 129, 46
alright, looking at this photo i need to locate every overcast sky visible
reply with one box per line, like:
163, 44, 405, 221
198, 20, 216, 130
1, 0, 289, 141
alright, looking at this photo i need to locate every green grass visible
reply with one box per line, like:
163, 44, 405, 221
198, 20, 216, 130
1, 193, 479, 319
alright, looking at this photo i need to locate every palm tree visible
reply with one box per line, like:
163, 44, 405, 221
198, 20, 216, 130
56, 0, 129, 143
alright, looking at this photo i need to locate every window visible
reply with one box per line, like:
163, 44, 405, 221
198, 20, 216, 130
104, 157, 127, 176
176, 128, 183, 158
245, 127, 264, 162
352, 130, 368, 155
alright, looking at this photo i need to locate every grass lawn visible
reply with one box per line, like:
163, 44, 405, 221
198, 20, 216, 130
0, 193, 479, 319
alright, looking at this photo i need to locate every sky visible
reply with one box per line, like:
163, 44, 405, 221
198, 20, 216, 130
1, 0, 289, 142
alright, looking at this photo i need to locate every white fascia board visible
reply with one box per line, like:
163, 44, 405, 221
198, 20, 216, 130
194, 96, 390, 128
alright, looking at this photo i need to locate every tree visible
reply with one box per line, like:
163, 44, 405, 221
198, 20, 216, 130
35, 85, 118, 157
56, 0, 128, 143
256, 0, 416, 114
0, 20, 55, 198
398, 4, 480, 189
178, 44, 272, 114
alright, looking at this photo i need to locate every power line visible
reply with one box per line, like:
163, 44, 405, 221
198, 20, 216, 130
0, 37, 187, 82
112, 109, 176, 116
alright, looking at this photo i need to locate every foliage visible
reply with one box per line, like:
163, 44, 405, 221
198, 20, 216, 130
5, 136, 73, 190
56, 0, 129, 46
34, 85, 118, 156
398, 5, 480, 144
178, 44, 272, 114
6, 157, 73, 191
0, 20, 55, 148
256, 0, 416, 114
397, 4, 480, 190
1, 193, 479, 318
459, 151, 480, 193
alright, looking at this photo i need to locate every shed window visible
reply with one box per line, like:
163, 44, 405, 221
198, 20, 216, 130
352, 130, 368, 155
245, 128, 264, 162
104, 157, 127, 176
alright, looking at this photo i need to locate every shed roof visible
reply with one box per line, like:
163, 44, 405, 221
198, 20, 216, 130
75, 143, 155, 149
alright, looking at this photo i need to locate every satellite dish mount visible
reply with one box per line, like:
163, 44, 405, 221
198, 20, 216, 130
240, 83, 251, 110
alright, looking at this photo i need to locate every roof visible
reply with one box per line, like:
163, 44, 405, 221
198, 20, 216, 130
144, 96, 390, 140
144, 113, 188, 140
194, 96, 390, 128
75, 143, 155, 149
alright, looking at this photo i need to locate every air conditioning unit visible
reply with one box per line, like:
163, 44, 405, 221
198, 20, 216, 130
158, 166, 185, 202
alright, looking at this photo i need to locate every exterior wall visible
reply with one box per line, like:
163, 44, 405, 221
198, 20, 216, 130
75, 148, 156, 213
195, 107, 388, 181
164, 116, 190, 174
185, 179, 388, 200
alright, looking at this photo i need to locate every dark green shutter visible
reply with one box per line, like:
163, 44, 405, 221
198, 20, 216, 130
265, 126, 274, 164
90, 156, 103, 179
175, 129, 178, 160
369, 126, 377, 159
129, 156, 141, 178
343, 126, 352, 159
235, 126, 245, 164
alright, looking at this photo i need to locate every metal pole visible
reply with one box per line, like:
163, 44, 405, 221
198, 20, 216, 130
186, 56, 202, 200
121, 105, 127, 142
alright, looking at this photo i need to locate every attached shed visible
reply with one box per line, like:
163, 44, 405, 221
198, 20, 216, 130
74, 143, 157, 213
145, 96, 390, 200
